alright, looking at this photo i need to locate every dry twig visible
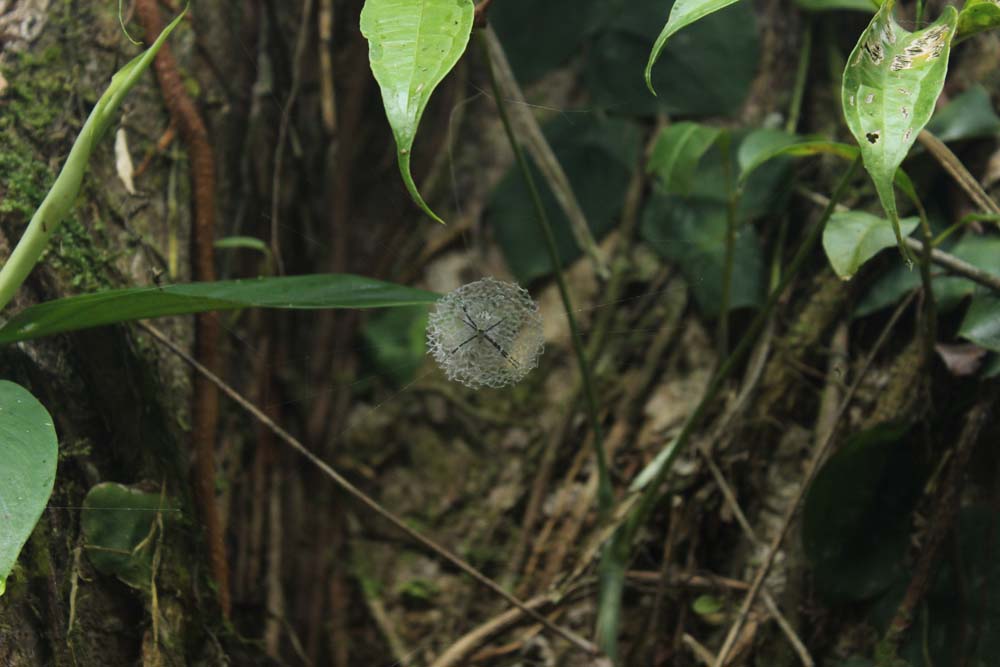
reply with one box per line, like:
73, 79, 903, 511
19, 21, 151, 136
713, 291, 916, 666
140, 322, 600, 658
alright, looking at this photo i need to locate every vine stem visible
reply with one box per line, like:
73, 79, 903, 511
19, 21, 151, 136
477, 32, 613, 515
135, 0, 228, 618
596, 158, 862, 659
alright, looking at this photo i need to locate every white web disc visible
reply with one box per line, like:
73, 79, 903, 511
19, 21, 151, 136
426, 277, 544, 389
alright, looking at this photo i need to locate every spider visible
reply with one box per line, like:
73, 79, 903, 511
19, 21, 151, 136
450, 303, 520, 368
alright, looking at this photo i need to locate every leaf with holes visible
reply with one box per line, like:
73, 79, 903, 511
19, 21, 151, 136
842, 0, 957, 260
957, 0, 1000, 41
647, 122, 721, 195
644, 0, 743, 94
360, 0, 474, 223
823, 211, 919, 280
0, 381, 58, 595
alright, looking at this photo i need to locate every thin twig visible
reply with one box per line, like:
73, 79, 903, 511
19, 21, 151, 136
317, 0, 336, 133
919, 130, 1000, 217
713, 291, 916, 666
597, 159, 862, 660
797, 188, 1000, 294
878, 391, 995, 662
135, 0, 228, 617
481, 26, 610, 279
270, 0, 315, 274
139, 322, 600, 657
479, 31, 613, 514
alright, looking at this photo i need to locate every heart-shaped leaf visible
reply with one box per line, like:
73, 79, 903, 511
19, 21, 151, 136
926, 85, 1000, 142
960, 295, 1000, 352
803, 423, 921, 601
0, 381, 58, 595
647, 122, 722, 195
957, 0, 1000, 40
644, 0, 743, 94
823, 210, 920, 279
0, 274, 440, 344
842, 0, 957, 259
360, 0, 474, 223
81, 483, 177, 591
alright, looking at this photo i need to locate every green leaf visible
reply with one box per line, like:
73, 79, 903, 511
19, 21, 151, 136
957, 0, 1000, 41
842, 0, 958, 260
983, 353, 1000, 378
959, 295, 1000, 352
856, 233, 1000, 317
823, 211, 920, 279
81, 483, 177, 591
640, 194, 765, 315
926, 85, 1000, 142
803, 423, 921, 601
644, 0, 743, 94
738, 137, 858, 184
214, 235, 272, 257
362, 306, 429, 386
585, 0, 758, 117
360, 0, 474, 224
647, 122, 722, 195
488, 115, 640, 283
794, 0, 876, 12
490, 0, 603, 83
0, 381, 58, 595
0, 6, 187, 312
0, 274, 440, 344
881, 507, 1000, 664
692, 594, 725, 615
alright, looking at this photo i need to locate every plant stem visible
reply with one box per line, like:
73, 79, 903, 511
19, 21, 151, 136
718, 131, 738, 358
0, 7, 185, 313
478, 32, 613, 516
933, 213, 1000, 246
786, 20, 813, 135
596, 157, 862, 659
913, 196, 937, 360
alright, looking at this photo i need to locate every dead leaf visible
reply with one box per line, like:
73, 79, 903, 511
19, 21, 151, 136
115, 127, 136, 194
935, 342, 988, 376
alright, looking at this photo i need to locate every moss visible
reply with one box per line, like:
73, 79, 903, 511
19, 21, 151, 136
0, 34, 121, 293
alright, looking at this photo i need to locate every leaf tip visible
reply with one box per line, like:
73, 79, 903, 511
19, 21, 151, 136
643, 64, 659, 97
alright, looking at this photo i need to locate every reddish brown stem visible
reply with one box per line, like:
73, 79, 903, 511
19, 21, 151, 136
135, 0, 229, 618
474, 0, 495, 26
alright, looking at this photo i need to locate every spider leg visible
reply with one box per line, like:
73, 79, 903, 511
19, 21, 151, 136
460, 304, 481, 331
482, 317, 506, 334
449, 333, 479, 356
483, 333, 520, 368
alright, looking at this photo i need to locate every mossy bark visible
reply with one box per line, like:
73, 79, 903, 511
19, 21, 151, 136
0, 2, 246, 663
